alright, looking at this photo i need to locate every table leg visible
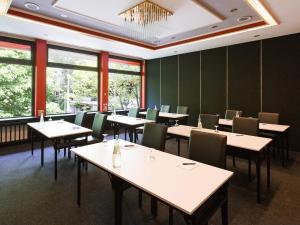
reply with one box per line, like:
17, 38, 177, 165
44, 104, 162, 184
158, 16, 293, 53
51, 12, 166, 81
77, 157, 81, 206
281, 133, 285, 167
128, 127, 134, 143
30, 128, 34, 155
286, 130, 289, 161
256, 155, 261, 203
111, 176, 124, 225
221, 190, 228, 225
169, 207, 173, 225
267, 147, 271, 190
151, 197, 158, 218
41, 138, 44, 167
54, 147, 58, 180
248, 159, 252, 182
177, 138, 181, 156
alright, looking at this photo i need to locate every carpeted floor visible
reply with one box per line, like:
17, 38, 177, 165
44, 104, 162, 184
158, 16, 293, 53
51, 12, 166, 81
0, 133, 300, 225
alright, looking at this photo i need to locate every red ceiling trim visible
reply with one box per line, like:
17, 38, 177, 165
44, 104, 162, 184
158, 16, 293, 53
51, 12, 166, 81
8, 9, 156, 50
8, 8, 267, 51
0, 41, 31, 50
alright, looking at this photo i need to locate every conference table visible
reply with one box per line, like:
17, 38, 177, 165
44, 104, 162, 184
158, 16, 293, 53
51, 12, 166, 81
219, 118, 290, 166
168, 125, 272, 203
107, 115, 154, 142
27, 120, 91, 180
139, 111, 189, 120
72, 139, 233, 225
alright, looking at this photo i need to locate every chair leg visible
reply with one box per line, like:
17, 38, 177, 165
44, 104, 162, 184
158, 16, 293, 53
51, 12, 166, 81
169, 207, 173, 225
64, 147, 66, 157
232, 156, 236, 167
138, 190, 142, 208
125, 129, 127, 140
68, 147, 71, 160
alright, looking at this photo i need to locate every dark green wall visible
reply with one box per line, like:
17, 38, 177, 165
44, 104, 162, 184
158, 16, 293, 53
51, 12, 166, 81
146, 32, 300, 151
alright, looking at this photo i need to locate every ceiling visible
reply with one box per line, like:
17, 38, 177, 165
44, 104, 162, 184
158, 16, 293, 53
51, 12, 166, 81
0, 0, 299, 59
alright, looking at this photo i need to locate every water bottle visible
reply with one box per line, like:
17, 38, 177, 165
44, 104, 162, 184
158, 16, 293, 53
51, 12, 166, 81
154, 105, 157, 110
112, 135, 121, 168
39, 112, 44, 128
198, 116, 202, 129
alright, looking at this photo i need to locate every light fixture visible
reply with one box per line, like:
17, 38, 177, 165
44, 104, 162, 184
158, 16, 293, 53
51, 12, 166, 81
237, 16, 252, 23
24, 2, 40, 11
60, 14, 68, 18
0, 0, 12, 15
246, 0, 278, 25
230, 8, 238, 13
254, 34, 260, 38
119, 0, 173, 26
211, 25, 218, 29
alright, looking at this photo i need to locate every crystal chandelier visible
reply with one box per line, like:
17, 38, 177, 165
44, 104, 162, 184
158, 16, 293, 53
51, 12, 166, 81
119, 0, 173, 26
0, 0, 12, 15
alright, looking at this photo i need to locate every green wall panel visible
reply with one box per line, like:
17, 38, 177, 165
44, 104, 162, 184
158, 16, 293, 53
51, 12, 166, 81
179, 52, 200, 125
161, 56, 178, 112
146, 59, 160, 108
201, 47, 227, 118
228, 41, 261, 117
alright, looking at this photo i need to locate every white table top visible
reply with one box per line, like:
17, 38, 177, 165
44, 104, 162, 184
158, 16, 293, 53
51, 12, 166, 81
168, 125, 272, 152
27, 120, 92, 139
218, 118, 290, 133
107, 115, 154, 126
139, 111, 189, 119
71, 139, 233, 215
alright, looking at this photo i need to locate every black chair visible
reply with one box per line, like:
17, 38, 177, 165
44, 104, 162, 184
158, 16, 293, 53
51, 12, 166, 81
199, 114, 219, 130
138, 123, 168, 212
68, 113, 107, 158
258, 112, 280, 156
177, 106, 189, 114
225, 109, 243, 120
135, 108, 159, 141
231, 117, 259, 180
160, 105, 170, 113
125, 108, 139, 140
169, 130, 227, 225
74, 111, 88, 126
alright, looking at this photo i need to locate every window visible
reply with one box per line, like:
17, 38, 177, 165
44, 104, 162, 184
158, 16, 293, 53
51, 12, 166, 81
108, 58, 141, 110
0, 38, 34, 118
46, 46, 99, 114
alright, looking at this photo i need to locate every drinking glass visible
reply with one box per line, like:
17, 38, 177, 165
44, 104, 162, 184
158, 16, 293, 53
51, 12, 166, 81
214, 125, 219, 132
175, 120, 179, 126
103, 133, 108, 143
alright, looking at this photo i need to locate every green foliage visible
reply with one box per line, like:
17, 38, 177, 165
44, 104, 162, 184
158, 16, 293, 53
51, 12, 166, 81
0, 48, 32, 118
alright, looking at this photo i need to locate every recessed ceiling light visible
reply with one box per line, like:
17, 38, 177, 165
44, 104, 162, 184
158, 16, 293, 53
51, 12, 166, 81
60, 14, 68, 18
254, 34, 260, 38
24, 2, 40, 11
174, 50, 178, 53
237, 16, 252, 23
171, 36, 176, 40
153, 40, 160, 44
43, 33, 48, 37
211, 25, 218, 29
230, 8, 238, 13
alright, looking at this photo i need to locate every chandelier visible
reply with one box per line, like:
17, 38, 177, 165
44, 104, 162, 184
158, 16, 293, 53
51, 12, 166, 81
0, 0, 12, 15
119, 0, 173, 26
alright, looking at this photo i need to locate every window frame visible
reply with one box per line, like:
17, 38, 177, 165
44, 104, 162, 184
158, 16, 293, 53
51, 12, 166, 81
0, 36, 35, 118
46, 45, 100, 115
108, 55, 142, 110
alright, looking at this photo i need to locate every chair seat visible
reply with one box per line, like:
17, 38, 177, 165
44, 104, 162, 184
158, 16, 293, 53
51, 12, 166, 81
72, 135, 100, 146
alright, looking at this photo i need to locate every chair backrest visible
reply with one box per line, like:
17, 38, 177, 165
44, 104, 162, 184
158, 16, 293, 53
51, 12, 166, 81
141, 123, 168, 151
258, 112, 279, 124
189, 130, 227, 169
199, 114, 219, 130
146, 108, 159, 121
128, 108, 139, 118
91, 113, 107, 139
225, 110, 243, 120
177, 106, 189, 114
74, 111, 87, 126
232, 117, 259, 136
160, 105, 170, 113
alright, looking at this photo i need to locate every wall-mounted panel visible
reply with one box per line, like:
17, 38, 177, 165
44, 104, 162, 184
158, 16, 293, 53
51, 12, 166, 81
146, 59, 160, 108
263, 34, 300, 150
201, 47, 227, 117
179, 52, 200, 125
161, 56, 178, 112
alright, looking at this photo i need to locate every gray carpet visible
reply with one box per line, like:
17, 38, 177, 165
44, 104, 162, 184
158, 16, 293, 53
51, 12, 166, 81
1, 133, 300, 225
